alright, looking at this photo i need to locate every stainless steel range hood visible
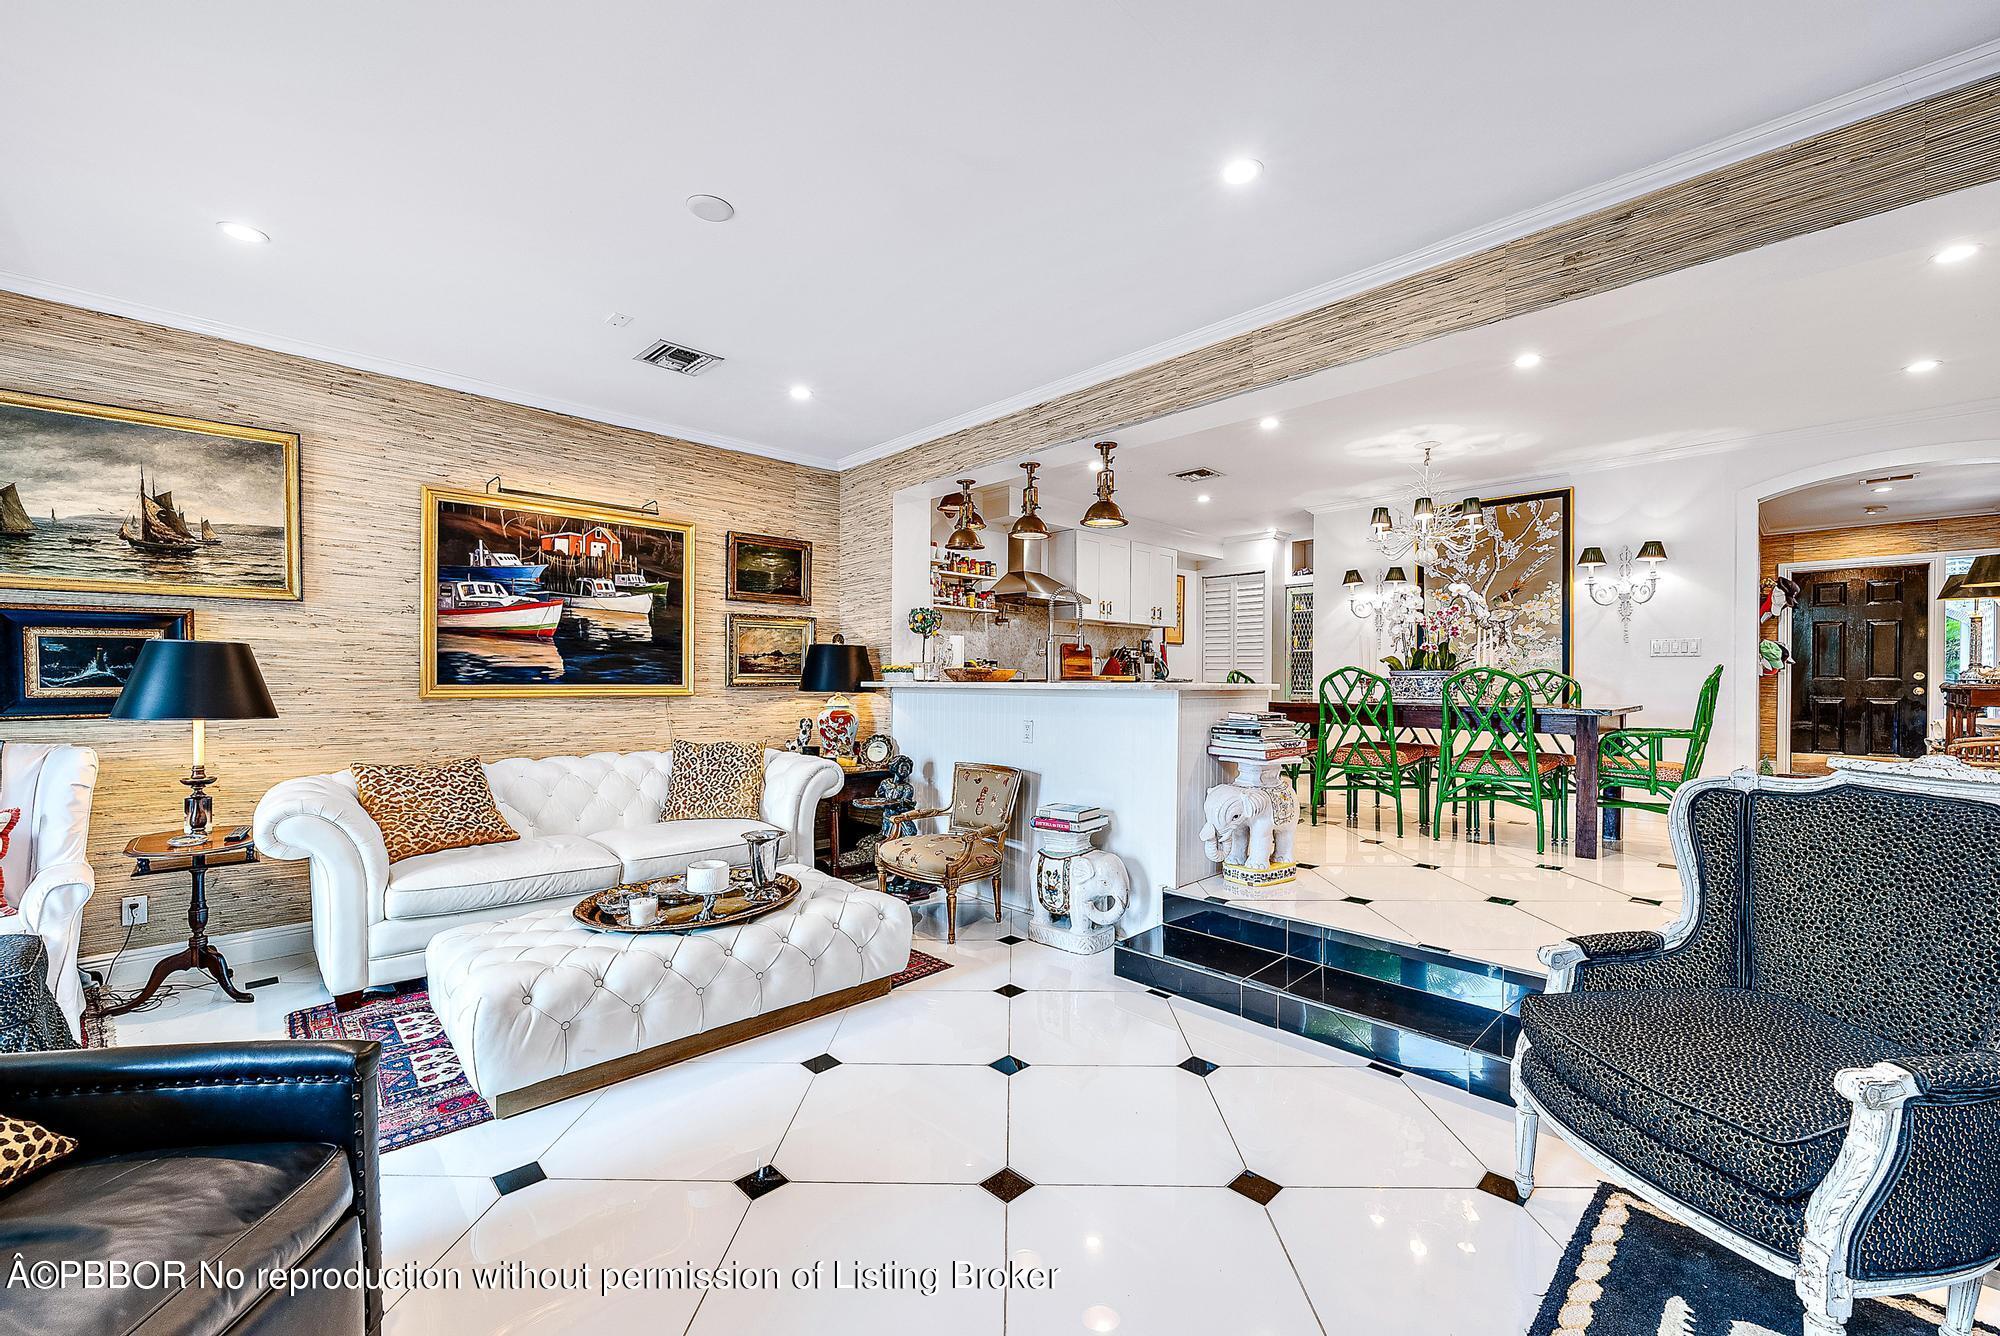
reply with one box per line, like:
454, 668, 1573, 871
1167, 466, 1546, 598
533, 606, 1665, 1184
991, 533, 1080, 606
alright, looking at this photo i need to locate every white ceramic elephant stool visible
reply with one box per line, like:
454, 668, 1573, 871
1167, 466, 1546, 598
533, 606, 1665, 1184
1201, 760, 1299, 888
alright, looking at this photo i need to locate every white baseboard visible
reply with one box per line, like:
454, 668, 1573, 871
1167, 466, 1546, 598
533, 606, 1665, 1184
82, 921, 316, 991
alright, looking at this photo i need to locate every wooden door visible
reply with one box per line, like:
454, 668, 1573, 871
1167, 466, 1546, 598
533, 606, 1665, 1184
1789, 563, 1929, 758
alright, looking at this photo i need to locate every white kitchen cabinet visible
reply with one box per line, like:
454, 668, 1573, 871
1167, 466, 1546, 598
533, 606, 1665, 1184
1054, 532, 1175, 625
1130, 542, 1176, 627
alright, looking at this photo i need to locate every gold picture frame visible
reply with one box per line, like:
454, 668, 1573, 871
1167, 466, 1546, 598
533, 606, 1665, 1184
725, 613, 815, 687
1163, 573, 1186, 646
420, 483, 695, 699
0, 389, 303, 601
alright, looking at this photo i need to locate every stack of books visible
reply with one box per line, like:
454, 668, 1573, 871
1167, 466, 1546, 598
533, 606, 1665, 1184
1033, 802, 1108, 833
1208, 711, 1307, 761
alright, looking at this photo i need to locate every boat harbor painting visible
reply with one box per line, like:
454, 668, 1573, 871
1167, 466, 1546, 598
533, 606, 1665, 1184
421, 484, 693, 698
0, 390, 302, 600
1, 603, 193, 719
725, 614, 814, 686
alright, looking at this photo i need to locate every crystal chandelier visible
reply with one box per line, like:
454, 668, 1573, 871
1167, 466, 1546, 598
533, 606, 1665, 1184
1365, 443, 1486, 566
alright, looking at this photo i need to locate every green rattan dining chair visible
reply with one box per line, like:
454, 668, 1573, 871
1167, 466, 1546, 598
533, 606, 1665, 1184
1432, 666, 1574, 853
1312, 667, 1436, 834
1598, 664, 1723, 817
1224, 670, 1255, 683
1519, 669, 1582, 707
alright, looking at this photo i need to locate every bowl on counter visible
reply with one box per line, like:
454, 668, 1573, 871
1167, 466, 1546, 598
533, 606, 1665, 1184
943, 667, 1020, 683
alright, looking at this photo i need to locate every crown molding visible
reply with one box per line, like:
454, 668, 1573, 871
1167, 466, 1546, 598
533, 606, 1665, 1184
838, 38, 2000, 473
0, 272, 836, 471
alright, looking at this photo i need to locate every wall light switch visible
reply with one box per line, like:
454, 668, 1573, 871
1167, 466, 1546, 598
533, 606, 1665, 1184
1648, 637, 1702, 658
1022, 719, 1034, 744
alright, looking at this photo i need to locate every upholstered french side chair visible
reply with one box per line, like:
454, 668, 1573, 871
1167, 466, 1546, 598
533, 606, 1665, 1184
875, 763, 1023, 943
1514, 768, 2000, 1336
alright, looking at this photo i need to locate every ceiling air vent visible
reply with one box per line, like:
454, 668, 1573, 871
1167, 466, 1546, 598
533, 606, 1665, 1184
1172, 467, 1224, 482
635, 339, 725, 376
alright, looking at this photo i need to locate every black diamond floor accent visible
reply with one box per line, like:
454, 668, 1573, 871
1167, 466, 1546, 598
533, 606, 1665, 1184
243, 975, 281, 990
734, 1165, 790, 1200
980, 1167, 1035, 1202
1296, 861, 1318, 870
801, 1053, 842, 1074
1629, 896, 1662, 906
1477, 1172, 1523, 1205
1228, 1171, 1283, 1205
990, 1055, 1030, 1076
1412, 861, 1441, 870
1367, 1061, 1405, 1078
1537, 863, 1566, 872
1657, 861, 1676, 870
994, 983, 1027, 998
1486, 896, 1518, 906
492, 1162, 546, 1196
997, 934, 1025, 946
1343, 895, 1373, 905
1207, 894, 1232, 903
1146, 988, 1170, 998
1179, 1056, 1219, 1078
1361, 838, 1383, 845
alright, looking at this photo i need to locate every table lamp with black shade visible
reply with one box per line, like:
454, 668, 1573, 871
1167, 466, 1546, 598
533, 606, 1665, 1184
112, 640, 277, 846
800, 635, 873, 767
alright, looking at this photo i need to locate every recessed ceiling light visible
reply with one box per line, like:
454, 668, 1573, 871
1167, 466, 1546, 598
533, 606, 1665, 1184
1221, 158, 1263, 186
1871, 483, 1895, 493
687, 194, 735, 223
1513, 352, 1543, 370
1864, 505, 1888, 514
216, 221, 269, 244
788, 384, 813, 401
1196, 494, 1211, 504
1258, 416, 1280, 431
1933, 242, 1981, 265
1904, 358, 1941, 375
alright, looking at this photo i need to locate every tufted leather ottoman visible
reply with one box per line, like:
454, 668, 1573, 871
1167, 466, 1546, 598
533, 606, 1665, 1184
426, 864, 912, 1116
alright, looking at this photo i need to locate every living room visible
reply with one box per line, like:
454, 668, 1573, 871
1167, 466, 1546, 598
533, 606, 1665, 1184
4, 7, 2000, 1336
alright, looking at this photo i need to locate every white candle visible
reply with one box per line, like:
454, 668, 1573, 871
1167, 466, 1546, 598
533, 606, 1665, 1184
627, 894, 659, 927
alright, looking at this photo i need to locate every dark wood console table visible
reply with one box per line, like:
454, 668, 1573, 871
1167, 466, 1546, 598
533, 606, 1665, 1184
1943, 681, 2000, 744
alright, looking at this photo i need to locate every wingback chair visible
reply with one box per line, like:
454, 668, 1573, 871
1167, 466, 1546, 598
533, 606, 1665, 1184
0, 742, 98, 1040
1514, 768, 2000, 1336
875, 763, 1023, 943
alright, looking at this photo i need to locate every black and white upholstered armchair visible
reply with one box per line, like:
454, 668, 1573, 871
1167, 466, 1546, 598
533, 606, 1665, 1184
1513, 768, 2000, 1336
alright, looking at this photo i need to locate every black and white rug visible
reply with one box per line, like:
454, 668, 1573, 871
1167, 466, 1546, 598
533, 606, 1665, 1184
1531, 1184, 1996, 1335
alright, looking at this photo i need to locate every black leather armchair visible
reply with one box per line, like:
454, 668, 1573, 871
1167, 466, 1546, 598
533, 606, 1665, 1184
0, 1039, 381, 1336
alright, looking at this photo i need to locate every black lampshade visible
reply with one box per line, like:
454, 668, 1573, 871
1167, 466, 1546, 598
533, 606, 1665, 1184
800, 642, 872, 694
111, 640, 277, 721
1577, 546, 1607, 569
1636, 540, 1669, 563
1342, 569, 1363, 587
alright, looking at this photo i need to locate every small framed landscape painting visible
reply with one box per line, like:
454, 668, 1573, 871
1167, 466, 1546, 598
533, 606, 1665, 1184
725, 614, 815, 687
726, 532, 811, 605
421, 484, 694, 699
1, 603, 194, 719
0, 390, 302, 601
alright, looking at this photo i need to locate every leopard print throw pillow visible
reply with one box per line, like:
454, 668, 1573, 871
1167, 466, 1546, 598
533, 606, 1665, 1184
351, 758, 519, 863
662, 740, 766, 822
0, 1112, 76, 1191
0, 808, 19, 918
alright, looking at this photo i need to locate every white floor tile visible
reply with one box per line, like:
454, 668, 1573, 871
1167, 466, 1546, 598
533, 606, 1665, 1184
1522, 899, 1677, 937
1285, 862, 1467, 901
1169, 997, 1366, 1068
902, 936, 1012, 990
1269, 1187, 1563, 1335
776, 1064, 1007, 1184
1007, 991, 1190, 1066
1008, 940, 1132, 992
1208, 1067, 1484, 1188
827, 989, 1009, 1064
1009, 1066, 1242, 1186
687, 1183, 1005, 1336
540, 1061, 812, 1181
1008, 1186, 1323, 1336
683, 1012, 844, 1063
1522, 1186, 1599, 1249
1232, 896, 1418, 941
1406, 1079, 1603, 1190
377, 1174, 496, 1310
383, 1178, 744, 1336
1369, 899, 1570, 955
1439, 863, 1633, 903
380, 1089, 599, 1178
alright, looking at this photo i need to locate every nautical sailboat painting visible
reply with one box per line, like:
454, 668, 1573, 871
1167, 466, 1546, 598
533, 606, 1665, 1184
0, 390, 301, 600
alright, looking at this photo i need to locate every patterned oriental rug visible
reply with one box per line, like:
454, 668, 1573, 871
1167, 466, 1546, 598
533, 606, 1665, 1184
1531, 1184, 1996, 1335
287, 949, 952, 1152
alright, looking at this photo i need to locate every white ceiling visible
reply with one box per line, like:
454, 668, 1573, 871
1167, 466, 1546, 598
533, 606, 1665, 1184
1761, 459, 2000, 534
1001, 179, 2000, 538
1, 4, 1997, 467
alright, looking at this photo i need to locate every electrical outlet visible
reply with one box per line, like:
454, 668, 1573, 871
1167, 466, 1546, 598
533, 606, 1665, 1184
121, 895, 148, 927
1022, 718, 1035, 744
1648, 636, 1702, 658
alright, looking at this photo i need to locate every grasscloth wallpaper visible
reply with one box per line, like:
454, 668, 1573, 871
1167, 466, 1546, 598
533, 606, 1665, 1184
0, 290, 841, 955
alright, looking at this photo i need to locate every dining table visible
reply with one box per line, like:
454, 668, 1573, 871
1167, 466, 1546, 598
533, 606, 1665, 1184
1269, 694, 1644, 859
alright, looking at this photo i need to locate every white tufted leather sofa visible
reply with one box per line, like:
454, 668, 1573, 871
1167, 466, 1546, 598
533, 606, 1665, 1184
427, 863, 911, 1113
254, 748, 842, 1001
0, 742, 98, 1039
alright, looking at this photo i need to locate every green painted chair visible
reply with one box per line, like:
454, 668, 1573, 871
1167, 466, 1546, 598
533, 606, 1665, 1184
1598, 664, 1723, 817
1311, 667, 1436, 834
1431, 667, 1574, 853
1224, 670, 1254, 683
1519, 669, 1582, 707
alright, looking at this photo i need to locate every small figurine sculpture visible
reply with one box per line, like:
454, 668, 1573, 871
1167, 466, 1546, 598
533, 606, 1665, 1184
852, 756, 924, 898
785, 717, 815, 754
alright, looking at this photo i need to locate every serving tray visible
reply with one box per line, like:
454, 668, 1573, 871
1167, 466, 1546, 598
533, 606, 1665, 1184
572, 869, 801, 933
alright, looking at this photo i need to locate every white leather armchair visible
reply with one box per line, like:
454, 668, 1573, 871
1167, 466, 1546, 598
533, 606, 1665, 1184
256, 747, 842, 1002
0, 742, 99, 1040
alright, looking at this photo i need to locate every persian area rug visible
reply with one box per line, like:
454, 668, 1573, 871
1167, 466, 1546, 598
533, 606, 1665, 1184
1531, 1183, 1997, 1335
287, 950, 951, 1153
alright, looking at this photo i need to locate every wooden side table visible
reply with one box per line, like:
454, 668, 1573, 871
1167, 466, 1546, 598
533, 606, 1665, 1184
1944, 682, 2000, 743
816, 765, 891, 876
102, 827, 258, 1015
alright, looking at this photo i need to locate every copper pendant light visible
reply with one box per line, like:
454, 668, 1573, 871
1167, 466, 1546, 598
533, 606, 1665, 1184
1010, 461, 1051, 540
944, 496, 983, 550
939, 478, 986, 530
1079, 442, 1128, 529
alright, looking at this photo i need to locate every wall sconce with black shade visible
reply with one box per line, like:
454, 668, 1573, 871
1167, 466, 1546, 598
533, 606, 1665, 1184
1580, 542, 1667, 642
1344, 567, 1421, 653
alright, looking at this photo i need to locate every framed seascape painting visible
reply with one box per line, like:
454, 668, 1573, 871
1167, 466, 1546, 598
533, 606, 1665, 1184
1420, 486, 1573, 673
725, 614, 815, 687
420, 485, 694, 699
1, 603, 193, 719
0, 390, 302, 601
725, 531, 811, 605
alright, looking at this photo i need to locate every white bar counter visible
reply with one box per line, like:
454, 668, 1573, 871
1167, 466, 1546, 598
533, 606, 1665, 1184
872, 679, 1273, 933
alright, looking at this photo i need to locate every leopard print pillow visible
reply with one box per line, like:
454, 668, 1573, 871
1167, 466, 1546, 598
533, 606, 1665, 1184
0, 808, 19, 918
352, 758, 519, 863
0, 1112, 76, 1191
662, 740, 766, 822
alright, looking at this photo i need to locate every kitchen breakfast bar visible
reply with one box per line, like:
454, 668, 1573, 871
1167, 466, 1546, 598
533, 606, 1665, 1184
869, 680, 1272, 934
